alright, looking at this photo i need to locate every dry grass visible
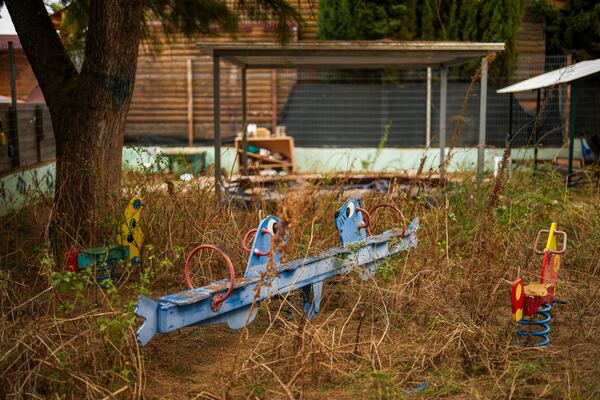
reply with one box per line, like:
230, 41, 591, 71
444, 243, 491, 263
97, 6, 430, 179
1, 167, 600, 399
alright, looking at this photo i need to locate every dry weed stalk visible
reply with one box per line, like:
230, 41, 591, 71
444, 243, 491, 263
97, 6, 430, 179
2, 167, 600, 399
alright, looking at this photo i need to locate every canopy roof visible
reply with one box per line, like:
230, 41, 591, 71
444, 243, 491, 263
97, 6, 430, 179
498, 59, 600, 93
197, 41, 505, 69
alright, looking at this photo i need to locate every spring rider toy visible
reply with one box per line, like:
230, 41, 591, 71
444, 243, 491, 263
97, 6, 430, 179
511, 223, 567, 346
135, 199, 419, 346
65, 196, 144, 285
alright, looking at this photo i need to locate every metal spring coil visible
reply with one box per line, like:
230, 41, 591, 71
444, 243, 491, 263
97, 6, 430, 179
96, 260, 115, 287
516, 303, 552, 346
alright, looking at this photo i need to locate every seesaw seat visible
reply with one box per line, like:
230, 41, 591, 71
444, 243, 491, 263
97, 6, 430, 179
524, 282, 552, 297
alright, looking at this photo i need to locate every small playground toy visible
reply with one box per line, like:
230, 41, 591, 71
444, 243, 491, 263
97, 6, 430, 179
66, 196, 144, 285
511, 223, 567, 346
135, 199, 419, 346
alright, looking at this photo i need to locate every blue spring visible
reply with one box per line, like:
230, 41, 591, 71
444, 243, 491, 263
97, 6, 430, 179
96, 259, 117, 287
516, 303, 552, 346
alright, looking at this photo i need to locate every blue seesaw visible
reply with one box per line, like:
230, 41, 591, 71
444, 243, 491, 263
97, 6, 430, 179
135, 199, 419, 347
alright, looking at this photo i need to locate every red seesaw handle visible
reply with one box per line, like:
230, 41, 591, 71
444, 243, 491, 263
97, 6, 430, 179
184, 244, 235, 312
366, 203, 408, 236
241, 228, 275, 256
357, 207, 370, 230
242, 228, 257, 252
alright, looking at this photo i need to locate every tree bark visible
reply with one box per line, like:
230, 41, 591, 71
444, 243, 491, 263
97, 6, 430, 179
5, 0, 145, 258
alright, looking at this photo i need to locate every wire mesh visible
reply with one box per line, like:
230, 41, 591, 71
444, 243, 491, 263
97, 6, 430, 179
281, 69, 427, 147
572, 76, 600, 151
126, 53, 576, 151
503, 55, 569, 149
2, 47, 596, 177
0, 52, 54, 176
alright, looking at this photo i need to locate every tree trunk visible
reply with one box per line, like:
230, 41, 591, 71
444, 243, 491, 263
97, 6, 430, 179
5, 0, 145, 259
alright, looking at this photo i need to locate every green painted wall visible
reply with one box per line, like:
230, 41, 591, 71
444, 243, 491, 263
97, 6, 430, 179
122, 145, 564, 175
0, 162, 55, 216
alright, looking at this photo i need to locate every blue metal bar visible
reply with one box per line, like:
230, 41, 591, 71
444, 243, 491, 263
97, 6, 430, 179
135, 199, 418, 347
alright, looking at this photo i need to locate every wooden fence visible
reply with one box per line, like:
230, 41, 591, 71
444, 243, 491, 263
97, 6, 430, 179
125, 23, 307, 144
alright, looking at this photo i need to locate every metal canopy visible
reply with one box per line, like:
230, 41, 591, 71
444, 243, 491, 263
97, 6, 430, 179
497, 59, 600, 93
201, 40, 505, 202
198, 41, 505, 69
497, 59, 600, 185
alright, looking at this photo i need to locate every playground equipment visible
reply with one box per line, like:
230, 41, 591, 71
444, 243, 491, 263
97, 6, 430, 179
135, 199, 419, 347
511, 223, 567, 346
65, 196, 144, 285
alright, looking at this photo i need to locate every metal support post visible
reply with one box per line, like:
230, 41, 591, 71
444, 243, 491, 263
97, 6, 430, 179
8, 41, 19, 167
439, 66, 448, 179
213, 55, 221, 203
477, 56, 488, 179
241, 67, 248, 175
567, 86, 576, 186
